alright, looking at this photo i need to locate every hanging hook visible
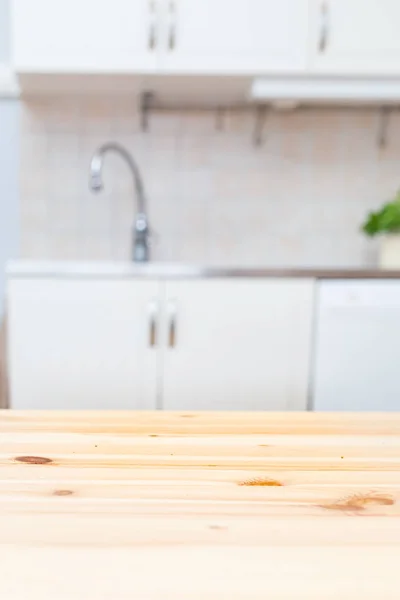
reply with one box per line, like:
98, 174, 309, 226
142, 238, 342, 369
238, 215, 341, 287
253, 105, 269, 147
377, 106, 391, 149
140, 91, 155, 132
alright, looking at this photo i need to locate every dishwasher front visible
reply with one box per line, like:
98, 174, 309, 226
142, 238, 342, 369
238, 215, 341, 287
312, 279, 400, 411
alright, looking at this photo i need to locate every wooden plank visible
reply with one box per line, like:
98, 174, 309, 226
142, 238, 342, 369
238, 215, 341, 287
1, 545, 400, 600
2, 432, 400, 453
1, 453, 400, 471
1, 512, 400, 546
1, 411, 400, 598
2, 410, 400, 435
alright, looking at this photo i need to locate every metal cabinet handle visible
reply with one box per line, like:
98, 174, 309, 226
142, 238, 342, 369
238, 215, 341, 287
168, 1, 176, 51
167, 299, 177, 348
148, 299, 158, 347
149, 23, 156, 50
148, 1, 157, 50
319, 1, 329, 53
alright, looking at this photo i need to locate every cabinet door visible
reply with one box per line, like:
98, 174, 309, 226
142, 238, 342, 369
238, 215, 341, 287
311, 0, 400, 75
161, 0, 309, 74
7, 279, 160, 409
161, 279, 314, 411
313, 281, 400, 411
11, 0, 159, 72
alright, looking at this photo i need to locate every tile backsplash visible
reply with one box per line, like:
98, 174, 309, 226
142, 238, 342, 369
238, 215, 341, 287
20, 97, 400, 267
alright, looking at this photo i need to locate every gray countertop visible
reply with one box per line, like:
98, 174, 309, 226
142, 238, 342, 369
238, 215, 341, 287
6, 260, 400, 279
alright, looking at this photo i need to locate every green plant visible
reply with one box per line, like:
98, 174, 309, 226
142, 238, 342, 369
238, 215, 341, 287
362, 191, 400, 237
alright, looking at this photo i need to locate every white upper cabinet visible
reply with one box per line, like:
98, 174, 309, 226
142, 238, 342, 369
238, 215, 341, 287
11, 0, 309, 76
310, 0, 400, 75
11, 0, 159, 72
161, 0, 309, 73
11, 0, 400, 98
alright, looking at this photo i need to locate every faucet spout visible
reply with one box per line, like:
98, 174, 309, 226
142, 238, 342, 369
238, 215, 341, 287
89, 142, 150, 262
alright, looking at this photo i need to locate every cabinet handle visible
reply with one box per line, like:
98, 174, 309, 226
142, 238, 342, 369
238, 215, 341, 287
318, 1, 329, 53
148, 1, 157, 50
148, 299, 158, 347
167, 299, 177, 348
168, 1, 176, 51
149, 23, 156, 50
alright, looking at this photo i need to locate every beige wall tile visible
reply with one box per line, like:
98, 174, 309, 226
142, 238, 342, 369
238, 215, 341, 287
80, 235, 113, 261
19, 233, 49, 259
19, 99, 396, 268
48, 231, 82, 260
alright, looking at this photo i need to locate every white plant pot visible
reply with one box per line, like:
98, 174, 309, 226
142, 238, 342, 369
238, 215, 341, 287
380, 234, 400, 269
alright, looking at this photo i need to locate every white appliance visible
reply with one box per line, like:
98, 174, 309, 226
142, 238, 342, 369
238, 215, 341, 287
313, 280, 400, 411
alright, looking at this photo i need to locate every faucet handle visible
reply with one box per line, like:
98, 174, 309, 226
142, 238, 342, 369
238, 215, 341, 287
135, 213, 148, 233
132, 215, 157, 262
134, 212, 158, 246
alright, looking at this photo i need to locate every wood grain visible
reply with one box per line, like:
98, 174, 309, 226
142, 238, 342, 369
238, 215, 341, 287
1, 410, 400, 599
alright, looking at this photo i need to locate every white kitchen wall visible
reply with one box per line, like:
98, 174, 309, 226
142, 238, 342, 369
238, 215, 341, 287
0, 0, 10, 62
0, 100, 19, 319
20, 97, 398, 267
0, 0, 18, 319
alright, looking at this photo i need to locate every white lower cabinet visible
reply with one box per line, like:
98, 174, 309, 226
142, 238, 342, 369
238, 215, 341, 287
313, 280, 400, 411
161, 279, 314, 411
7, 277, 314, 411
8, 278, 160, 410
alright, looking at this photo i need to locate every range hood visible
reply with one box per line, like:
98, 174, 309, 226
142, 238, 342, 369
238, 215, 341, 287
251, 76, 400, 106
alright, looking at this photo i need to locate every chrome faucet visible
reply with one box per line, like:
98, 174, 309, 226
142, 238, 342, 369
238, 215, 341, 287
89, 142, 150, 262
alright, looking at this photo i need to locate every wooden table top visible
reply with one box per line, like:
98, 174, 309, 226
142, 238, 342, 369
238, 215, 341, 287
1, 410, 400, 599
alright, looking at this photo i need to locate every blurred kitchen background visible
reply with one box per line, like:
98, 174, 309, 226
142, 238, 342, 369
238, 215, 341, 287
2, 0, 400, 411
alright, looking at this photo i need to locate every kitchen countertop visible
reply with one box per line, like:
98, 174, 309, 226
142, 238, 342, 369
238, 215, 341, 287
1, 410, 400, 599
6, 260, 400, 279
